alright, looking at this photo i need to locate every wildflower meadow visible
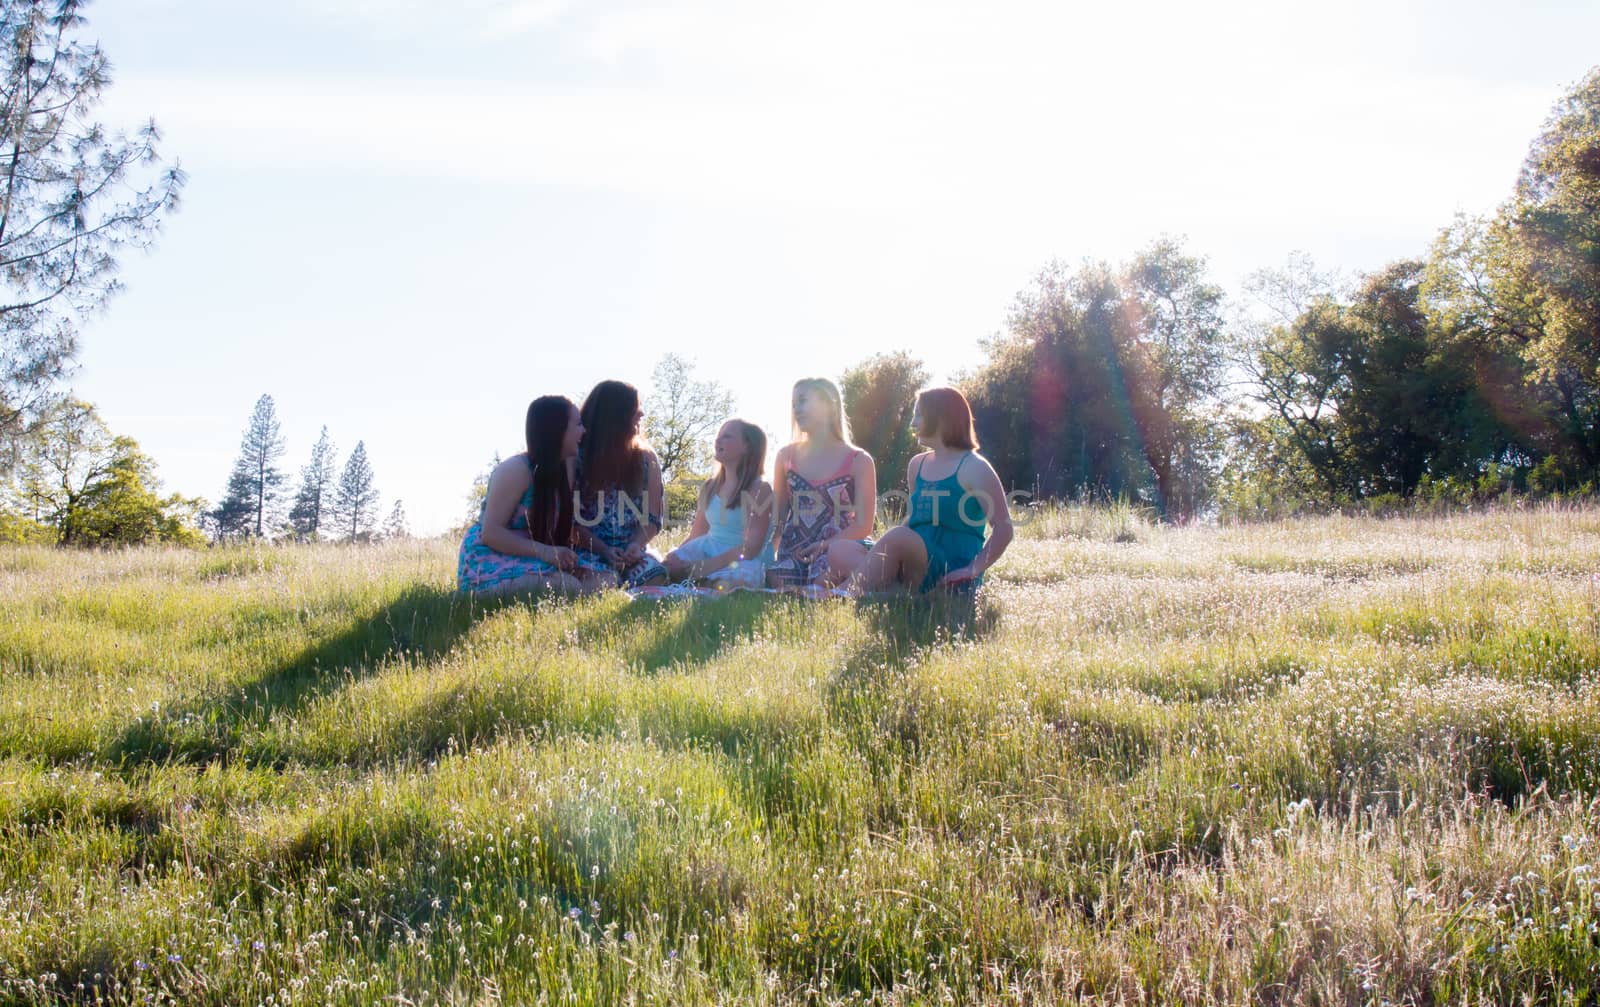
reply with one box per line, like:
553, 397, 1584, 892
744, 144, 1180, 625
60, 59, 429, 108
2, 505, 1599, 1004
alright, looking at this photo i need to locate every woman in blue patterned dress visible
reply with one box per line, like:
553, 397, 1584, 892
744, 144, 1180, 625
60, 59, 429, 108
573, 380, 669, 588
766, 377, 877, 589
458, 396, 618, 595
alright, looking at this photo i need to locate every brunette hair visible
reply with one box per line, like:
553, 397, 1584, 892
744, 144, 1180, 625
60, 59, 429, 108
915, 386, 979, 450
578, 380, 647, 495
525, 395, 576, 546
704, 419, 767, 511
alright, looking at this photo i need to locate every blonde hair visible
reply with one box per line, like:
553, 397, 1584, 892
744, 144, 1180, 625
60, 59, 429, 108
790, 377, 854, 445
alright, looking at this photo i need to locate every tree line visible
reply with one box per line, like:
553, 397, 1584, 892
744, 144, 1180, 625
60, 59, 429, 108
210, 394, 406, 543
2, 2, 1597, 540
841, 68, 1600, 520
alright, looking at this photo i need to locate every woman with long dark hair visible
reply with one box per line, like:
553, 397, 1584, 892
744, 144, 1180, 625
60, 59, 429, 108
573, 380, 669, 587
457, 396, 617, 595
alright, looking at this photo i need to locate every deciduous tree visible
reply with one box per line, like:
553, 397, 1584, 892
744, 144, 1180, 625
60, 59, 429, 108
643, 354, 733, 483
841, 351, 928, 492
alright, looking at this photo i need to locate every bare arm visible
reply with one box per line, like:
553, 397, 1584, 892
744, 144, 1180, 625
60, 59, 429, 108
686, 481, 711, 541
836, 451, 877, 540
738, 482, 774, 561
478, 457, 565, 563
768, 445, 793, 551
900, 451, 927, 527
942, 455, 1013, 584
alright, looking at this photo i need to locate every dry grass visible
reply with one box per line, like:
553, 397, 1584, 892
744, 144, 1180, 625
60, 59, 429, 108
0, 505, 1597, 1004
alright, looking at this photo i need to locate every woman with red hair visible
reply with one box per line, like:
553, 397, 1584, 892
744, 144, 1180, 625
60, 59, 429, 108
846, 386, 1013, 594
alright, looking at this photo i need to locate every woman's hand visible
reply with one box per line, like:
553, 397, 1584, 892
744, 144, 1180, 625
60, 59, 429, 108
620, 541, 646, 566
546, 546, 578, 572
938, 565, 980, 588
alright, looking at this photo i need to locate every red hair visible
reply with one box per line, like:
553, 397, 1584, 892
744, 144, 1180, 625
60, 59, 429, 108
916, 387, 979, 450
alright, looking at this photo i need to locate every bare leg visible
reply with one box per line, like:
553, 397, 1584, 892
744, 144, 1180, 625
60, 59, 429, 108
474, 570, 583, 597
845, 527, 928, 595
573, 568, 618, 594
664, 552, 692, 582
821, 538, 873, 587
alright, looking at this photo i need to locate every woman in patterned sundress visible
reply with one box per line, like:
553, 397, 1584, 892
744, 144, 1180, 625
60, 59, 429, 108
572, 380, 669, 589
767, 377, 877, 589
457, 396, 617, 595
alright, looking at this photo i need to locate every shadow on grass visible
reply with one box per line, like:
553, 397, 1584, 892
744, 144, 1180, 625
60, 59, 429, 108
566, 591, 782, 675
105, 585, 524, 766
835, 591, 1000, 690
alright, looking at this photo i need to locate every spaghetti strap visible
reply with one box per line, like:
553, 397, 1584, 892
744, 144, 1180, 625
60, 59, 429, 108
953, 451, 971, 477
913, 455, 927, 485
827, 449, 862, 481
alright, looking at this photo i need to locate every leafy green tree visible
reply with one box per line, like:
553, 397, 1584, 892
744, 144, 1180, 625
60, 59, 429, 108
643, 354, 734, 483
1123, 239, 1228, 515
330, 440, 379, 541
1247, 261, 1523, 501
841, 351, 929, 491
8, 397, 109, 528
287, 425, 336, 540
213, 394, 286, 538
1417, 69, 1600, 491
0, 509, 52, 543
3, 398, 202, 545
0, 0, 183, 453
63, 436, 203, 546
968, 261, 1149, 503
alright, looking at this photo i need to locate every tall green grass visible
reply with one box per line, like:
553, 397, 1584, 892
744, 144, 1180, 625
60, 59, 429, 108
1, 508, 1599, 1004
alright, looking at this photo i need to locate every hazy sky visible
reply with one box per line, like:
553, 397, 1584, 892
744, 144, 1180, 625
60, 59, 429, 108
69, 0, 1600, 535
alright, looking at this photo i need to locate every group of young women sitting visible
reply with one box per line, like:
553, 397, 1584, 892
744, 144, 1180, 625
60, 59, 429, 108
456, 377, 1014, 597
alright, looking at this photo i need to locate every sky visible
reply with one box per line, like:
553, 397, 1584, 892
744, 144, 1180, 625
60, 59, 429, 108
63, 0, 1600, 535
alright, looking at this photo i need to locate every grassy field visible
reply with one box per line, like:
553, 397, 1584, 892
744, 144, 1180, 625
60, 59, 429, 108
1, 506, 1599, 1004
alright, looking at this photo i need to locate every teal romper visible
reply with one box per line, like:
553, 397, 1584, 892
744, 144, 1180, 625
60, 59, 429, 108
907, 452, 987, 592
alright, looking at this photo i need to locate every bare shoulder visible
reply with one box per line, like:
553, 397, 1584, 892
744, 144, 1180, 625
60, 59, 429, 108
772, 443, 796, 471
748, 479, 774, 502
851, 447, 877, 473
493, 453, 533, 485
959, 451, 1003, 491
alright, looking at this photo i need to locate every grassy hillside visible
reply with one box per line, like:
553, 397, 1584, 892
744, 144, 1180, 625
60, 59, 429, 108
1, 507, 1598, 1004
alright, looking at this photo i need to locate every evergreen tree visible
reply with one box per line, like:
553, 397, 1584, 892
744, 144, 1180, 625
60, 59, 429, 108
212, 394, 286, 538
330, 441, 379, 541
287, 426, 337, 540
382, 499, 409, 540
0, 0, 185, 455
